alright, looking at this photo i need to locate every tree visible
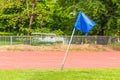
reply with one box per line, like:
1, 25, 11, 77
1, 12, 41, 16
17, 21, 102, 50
0, 0, 120, 36
28, 0, 37, 35
100, 0, 120, 36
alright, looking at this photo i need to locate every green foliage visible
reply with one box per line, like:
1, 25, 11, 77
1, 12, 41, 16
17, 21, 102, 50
31, 38, 55, 46
53, 29, 63, 36
31, 38, 40, 46
55, 40, 63, 44
34, 28, 51, 33
33, 28, 63, 36
0, 32, 14, 36
0, 0, 120, 36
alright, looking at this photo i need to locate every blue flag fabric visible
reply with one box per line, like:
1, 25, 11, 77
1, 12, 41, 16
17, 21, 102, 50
74, 11, 96, 34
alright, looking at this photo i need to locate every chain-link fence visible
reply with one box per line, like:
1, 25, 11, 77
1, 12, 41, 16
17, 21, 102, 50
65, 36, 120, 45
0, 36, 119, 46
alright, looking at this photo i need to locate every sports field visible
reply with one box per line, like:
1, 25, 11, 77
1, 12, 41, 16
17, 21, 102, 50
0, 51, 120, 68
0, 68, 120, 80
0, 44, 120, 80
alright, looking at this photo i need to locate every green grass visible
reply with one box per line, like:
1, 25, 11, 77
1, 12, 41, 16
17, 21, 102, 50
0, 68, 120, 80
111, 42, 120, 46
0, 41, 24, 45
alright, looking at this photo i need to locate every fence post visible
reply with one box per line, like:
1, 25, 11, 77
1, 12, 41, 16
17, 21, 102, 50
30, 36, 32, 45
10, 36, 12, 45
108, 36, 111, 45
81, 36, 84, 44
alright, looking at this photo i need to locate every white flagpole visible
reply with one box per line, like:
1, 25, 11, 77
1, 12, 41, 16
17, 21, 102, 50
61, 28, 76, 70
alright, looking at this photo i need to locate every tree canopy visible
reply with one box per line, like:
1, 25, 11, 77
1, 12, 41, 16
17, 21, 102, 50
0, 0, 120, 36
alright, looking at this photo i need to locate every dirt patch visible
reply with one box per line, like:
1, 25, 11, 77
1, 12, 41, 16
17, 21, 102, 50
69, 44, 120, 52
0, 44, 119, 52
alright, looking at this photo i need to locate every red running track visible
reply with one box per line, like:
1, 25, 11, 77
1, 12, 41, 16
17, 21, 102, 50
0, 51, 120, 69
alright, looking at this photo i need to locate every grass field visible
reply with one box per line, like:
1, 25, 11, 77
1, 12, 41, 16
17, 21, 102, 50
0, 41, 23, 45
0, 68, 120, 80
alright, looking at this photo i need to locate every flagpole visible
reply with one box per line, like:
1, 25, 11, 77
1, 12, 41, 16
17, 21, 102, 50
61, 28, 76, 70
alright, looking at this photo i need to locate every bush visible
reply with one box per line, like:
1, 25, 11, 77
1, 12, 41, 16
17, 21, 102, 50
31, 38, 55, 46
31, 39, 40, 46
0, 32, 15, 36
55, 40, 63, 44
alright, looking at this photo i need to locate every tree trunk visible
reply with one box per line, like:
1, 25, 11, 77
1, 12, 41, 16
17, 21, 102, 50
28, 0, 36, 35
26, 0, 29, 16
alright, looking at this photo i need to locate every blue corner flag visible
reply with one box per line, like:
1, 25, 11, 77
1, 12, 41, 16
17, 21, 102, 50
74, 11, 96, 34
